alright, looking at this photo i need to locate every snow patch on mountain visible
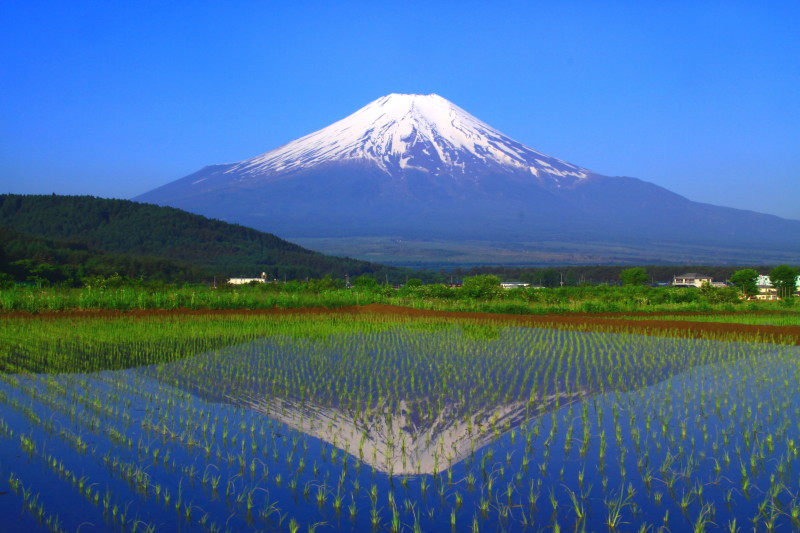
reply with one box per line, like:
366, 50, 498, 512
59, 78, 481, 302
223, 93, 590, 183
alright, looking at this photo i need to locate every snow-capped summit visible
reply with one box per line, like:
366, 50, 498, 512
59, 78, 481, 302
227, 93, 590, 184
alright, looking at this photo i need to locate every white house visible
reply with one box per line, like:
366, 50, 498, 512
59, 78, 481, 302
672, 273, 713, 288
756, 274, 800, 286
754, 274, 800, 300
227, 272, 268, 285
500, 282, 531, 289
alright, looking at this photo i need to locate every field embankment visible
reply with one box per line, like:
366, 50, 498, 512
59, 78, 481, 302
4, 302, 800, 346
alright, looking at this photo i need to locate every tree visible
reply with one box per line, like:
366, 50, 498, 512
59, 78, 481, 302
461, 275, 502, 300
398, 278, 423, 296
0, 240, 8, 272
620, 267, 648, 286
535, 268, 561, 288
699, 283, 740, 303
305, 274, 342, 293
0, 272, 13, 289
729, 269, 759, 298
770, 265, 799, 299
351, 275, 379, 291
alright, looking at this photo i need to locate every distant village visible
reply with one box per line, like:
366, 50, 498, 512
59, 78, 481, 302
227, 271, 800, 300
670, 272, 799, 300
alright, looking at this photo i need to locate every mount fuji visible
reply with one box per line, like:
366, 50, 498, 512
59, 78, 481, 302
136, 94, 800, 265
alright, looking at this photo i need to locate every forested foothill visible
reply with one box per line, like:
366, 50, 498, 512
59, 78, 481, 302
0, 194, 424, 285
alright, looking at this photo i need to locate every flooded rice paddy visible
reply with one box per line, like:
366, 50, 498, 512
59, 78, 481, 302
2, 319, 800, 532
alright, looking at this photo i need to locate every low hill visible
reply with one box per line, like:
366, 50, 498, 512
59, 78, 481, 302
0, 194, 410, 282
0, 225, 209, 283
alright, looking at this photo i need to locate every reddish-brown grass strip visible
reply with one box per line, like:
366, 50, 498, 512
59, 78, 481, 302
2, 303, 799, 345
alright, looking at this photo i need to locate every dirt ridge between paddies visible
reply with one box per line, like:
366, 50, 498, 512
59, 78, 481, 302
3, 303, 800, 346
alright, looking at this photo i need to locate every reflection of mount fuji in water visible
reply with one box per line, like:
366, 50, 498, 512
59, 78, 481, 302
144, 327, 761, 475
240, 392, 584, 475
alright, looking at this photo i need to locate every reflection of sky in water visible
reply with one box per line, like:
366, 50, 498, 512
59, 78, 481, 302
2, 328, 799, 532
145, 327, 785, 474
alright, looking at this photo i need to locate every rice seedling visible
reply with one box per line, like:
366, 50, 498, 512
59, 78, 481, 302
1, 310, 799, 531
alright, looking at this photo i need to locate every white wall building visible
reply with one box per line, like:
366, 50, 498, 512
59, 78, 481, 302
228, 272, 268, 285
672, 273, 713, 288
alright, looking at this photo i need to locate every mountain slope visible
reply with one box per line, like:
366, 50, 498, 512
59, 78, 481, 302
136, 94, 800, 265
0, 194, 406, 281
0, 224, 209, 283
224, 93, 590, 183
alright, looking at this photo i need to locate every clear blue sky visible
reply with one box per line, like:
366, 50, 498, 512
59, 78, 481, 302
2, 1, 798, 220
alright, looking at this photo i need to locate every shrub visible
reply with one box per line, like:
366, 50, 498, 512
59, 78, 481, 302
461, 275, 503, 300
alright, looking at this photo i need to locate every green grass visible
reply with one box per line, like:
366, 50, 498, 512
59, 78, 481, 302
2, 309, 793, 377
605, 312, 800, 326
0, 313, 392, 373
1, 283, 795, 315
0, 285, 375, 313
